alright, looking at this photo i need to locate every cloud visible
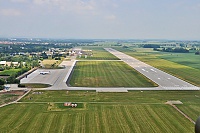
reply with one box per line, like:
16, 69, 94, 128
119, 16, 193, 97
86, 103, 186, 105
33, 0, 47, 5
0, 9, 22, 16
10, 0, 27, 2
105, 15, 116, 20
33, 0, 95, 13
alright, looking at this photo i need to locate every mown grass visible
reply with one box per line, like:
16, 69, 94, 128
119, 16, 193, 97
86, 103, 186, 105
69, 61, 157, 87
42, 59, 63, 68
115, 47, 200, 86
78, 47, 119, 60
1, 90, 199, 133
20, 90, 200, 103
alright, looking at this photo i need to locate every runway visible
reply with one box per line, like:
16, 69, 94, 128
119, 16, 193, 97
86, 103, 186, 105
20, 48, 200, 91
104, 48, 199, 90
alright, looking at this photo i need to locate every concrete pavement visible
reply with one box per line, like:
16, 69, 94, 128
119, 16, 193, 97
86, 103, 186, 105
20, 49, 200, 91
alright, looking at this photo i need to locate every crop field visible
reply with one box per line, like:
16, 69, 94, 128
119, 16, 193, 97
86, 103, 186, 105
115, 47, 200, 86
69, 61, 156, 87
0, 90, 199, 133
159, 53, 200, 69
78, 47, 119, 60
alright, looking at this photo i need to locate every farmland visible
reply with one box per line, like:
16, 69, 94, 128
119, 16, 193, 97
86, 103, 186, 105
69, 61, 157, 87
0, 90, 199, 132
78, 47, 119, 60
115, 47, 200, 86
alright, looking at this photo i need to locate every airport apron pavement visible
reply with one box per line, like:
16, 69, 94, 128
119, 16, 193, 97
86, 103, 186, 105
20, 49, 200, 91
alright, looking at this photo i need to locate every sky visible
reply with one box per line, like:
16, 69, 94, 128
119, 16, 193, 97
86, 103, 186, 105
0, 0, 200, 40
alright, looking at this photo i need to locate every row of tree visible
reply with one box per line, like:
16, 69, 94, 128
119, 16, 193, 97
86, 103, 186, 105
195, 51, 200, 55
154, 48, 189, 53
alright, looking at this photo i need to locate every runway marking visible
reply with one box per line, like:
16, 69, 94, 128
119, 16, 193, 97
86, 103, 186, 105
150, 69, 157, 72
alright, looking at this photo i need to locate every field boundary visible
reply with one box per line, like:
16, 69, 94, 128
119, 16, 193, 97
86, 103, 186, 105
168, 104, 195, 124
66, 60, 77, 87
0, 89, 31, 108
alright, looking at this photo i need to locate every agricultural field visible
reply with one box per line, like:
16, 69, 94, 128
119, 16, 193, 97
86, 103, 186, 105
159, 53, 200, 70
115, 47, 200, 86
0, 90, 199, 133
69, 61, 156, 87
77, 47, 119, 60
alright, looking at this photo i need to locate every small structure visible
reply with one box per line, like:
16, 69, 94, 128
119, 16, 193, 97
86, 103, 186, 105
71, 104, 77, 107
64, 102, 77, 107
0, 61, 6, 66
64, 102, 72, 106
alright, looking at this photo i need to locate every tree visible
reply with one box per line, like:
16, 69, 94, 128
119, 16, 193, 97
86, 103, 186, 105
0, 78, 5, 85
195, 51, 200, 55
143, 44, 160, 48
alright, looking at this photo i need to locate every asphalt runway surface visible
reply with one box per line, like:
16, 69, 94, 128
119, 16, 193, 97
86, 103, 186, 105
105, 48, 199, 90
20, 49, 199, 91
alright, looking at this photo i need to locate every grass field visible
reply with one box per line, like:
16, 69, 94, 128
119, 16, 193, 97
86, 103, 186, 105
1, 90, 199, 133
69, 61, 157, 87
42, 59, 63, 68
115, 47, 200, 86
159, 52, 200, 69
78, 47, 119, 60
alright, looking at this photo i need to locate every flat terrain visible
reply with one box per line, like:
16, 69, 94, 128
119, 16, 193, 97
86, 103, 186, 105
78, 47, 119, 60
20, 60, 75, 90
41, 59, 63, 68
115, 47, 200, 86
0, 90, 25, 105
159, 52, 200, 69
0, 90, 199, 133
69, 61, 156, 87
20, 68, 64, 85
105, 48, 198, 90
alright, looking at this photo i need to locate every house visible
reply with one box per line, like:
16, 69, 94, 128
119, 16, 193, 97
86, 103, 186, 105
12, 62, 19, 67
0, 61, 6, 66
